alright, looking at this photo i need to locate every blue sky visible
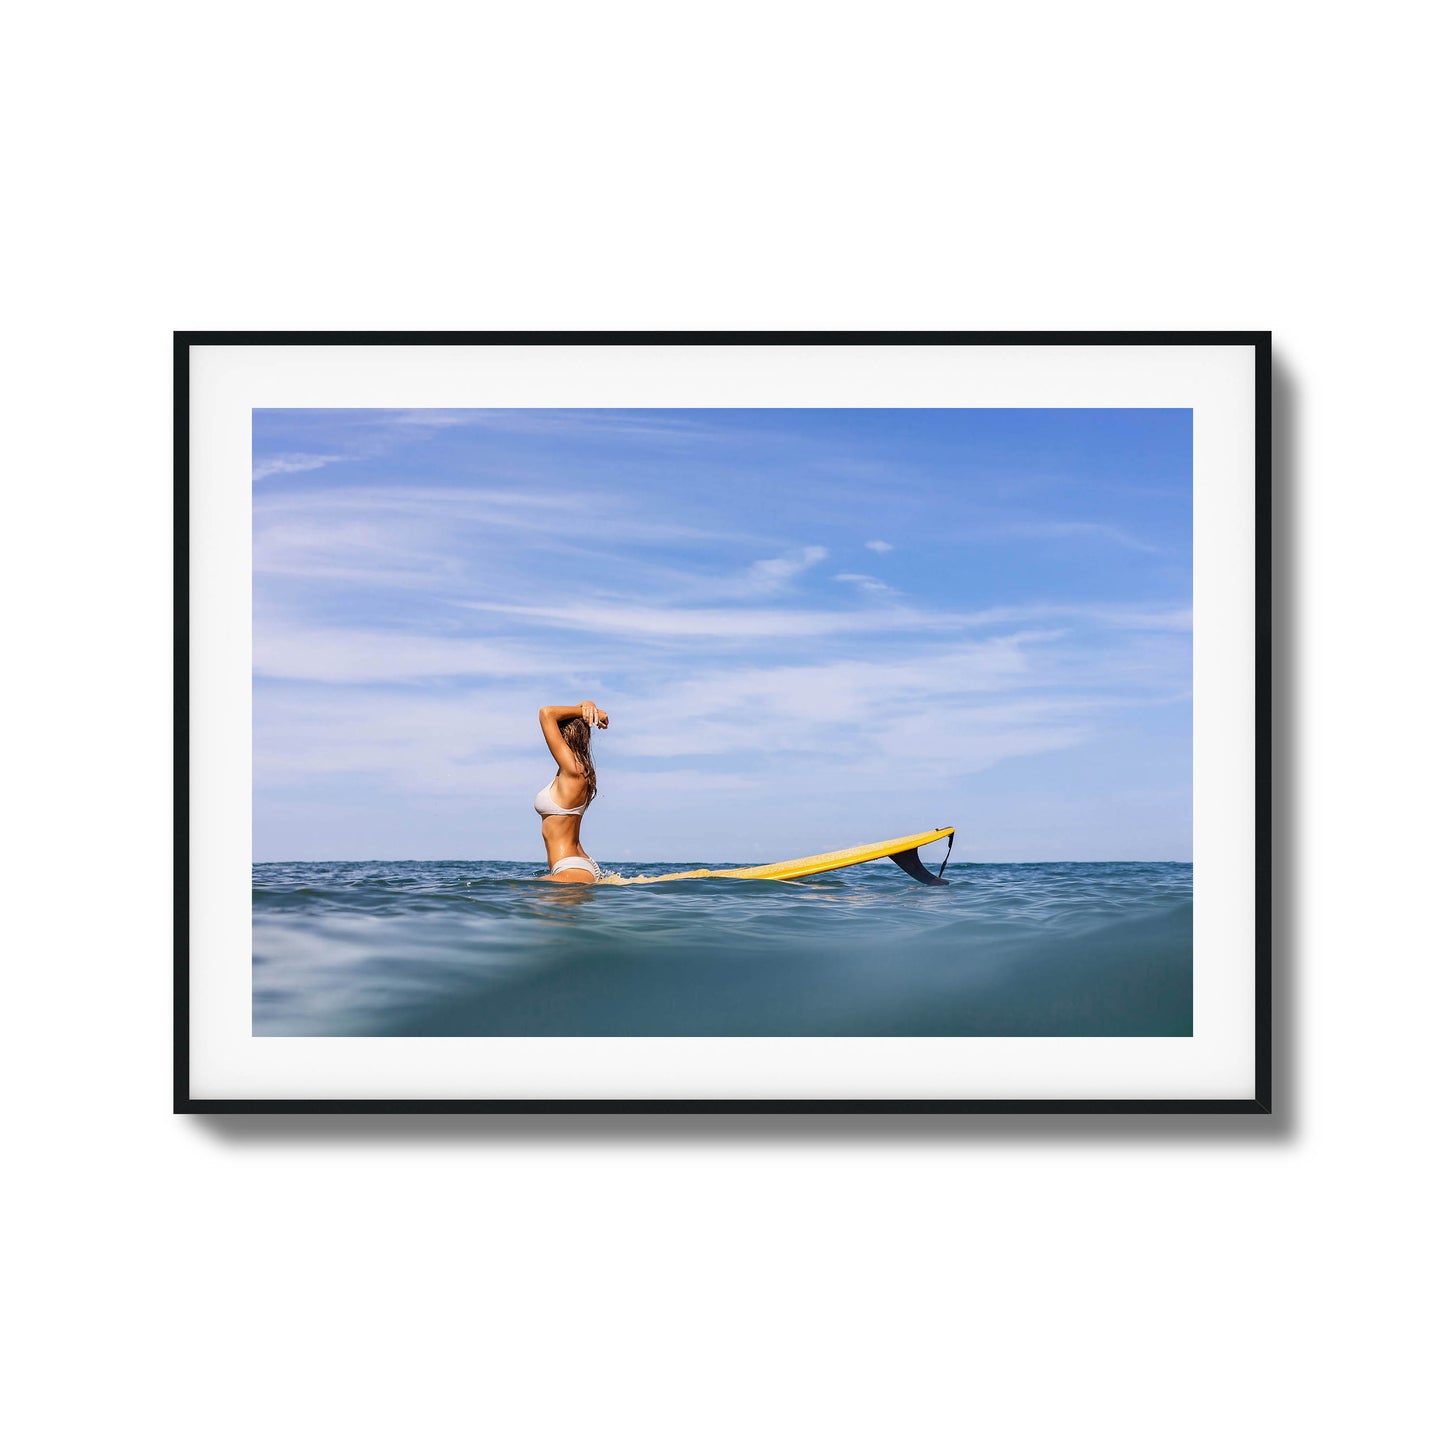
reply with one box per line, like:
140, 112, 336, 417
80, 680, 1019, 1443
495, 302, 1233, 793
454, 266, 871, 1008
253, 408, 1191, 862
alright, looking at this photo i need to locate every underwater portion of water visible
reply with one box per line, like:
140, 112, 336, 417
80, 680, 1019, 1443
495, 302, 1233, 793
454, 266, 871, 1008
252, 860, 1192, 1037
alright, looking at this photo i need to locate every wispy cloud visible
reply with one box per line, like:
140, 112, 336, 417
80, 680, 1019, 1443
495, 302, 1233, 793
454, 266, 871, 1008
252, 453, 349, 482
253, 628, 565, 684
278, 408, 723, 444
833, 572, 897, 597
458, 597, 1190, 643
256, 484, 768, 549
967, 519, 1164, 553
458, 599, 928, 641
739, 545, 828, 595
864, 539, 893, 553
250, 410, 732, 527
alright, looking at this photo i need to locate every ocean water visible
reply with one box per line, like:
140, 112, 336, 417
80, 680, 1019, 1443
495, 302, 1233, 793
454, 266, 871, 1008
252, 859, 1192, 1036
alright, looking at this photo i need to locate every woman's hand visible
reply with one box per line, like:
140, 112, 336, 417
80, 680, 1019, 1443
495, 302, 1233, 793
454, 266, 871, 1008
580, 699, 609, 729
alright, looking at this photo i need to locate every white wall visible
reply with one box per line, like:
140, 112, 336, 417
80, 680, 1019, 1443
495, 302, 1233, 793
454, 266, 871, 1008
8, 4, 1437, 1442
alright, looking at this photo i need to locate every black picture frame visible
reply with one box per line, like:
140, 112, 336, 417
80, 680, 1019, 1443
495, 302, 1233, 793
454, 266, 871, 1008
177, 330, 1271, 1115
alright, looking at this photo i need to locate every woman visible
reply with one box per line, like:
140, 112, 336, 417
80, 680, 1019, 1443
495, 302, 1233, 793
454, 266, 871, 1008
535, 700, 609, 883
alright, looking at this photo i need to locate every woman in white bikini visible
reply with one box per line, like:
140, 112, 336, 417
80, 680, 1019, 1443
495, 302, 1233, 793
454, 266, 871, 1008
535, 700, 609, 883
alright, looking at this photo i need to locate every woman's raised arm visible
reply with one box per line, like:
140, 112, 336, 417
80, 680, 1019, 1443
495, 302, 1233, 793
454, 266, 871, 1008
538, 701, 608, 771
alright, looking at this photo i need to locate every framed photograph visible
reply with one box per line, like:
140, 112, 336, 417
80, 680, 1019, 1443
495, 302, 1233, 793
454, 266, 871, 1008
178, 331, 1269, 1113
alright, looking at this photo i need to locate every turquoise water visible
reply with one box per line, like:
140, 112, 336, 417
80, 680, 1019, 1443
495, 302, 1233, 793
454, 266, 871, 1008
252, 860, 1192, 1036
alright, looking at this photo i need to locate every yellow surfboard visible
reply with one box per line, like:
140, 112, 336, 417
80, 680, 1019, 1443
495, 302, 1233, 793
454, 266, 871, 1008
613, 827, 956, 886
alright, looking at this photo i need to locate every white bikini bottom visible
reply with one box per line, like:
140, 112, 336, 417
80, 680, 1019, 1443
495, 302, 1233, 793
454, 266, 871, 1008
550, 855, 602, 881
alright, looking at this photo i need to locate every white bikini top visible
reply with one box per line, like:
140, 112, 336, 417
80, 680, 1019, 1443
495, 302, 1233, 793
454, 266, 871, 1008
535, 778, 589, 818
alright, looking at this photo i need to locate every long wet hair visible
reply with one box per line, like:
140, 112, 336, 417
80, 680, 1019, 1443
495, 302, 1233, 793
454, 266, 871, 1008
560, 716, 598, 803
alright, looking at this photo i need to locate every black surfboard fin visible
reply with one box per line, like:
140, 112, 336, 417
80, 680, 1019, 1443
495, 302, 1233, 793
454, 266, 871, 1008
888, 829, 953, 885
